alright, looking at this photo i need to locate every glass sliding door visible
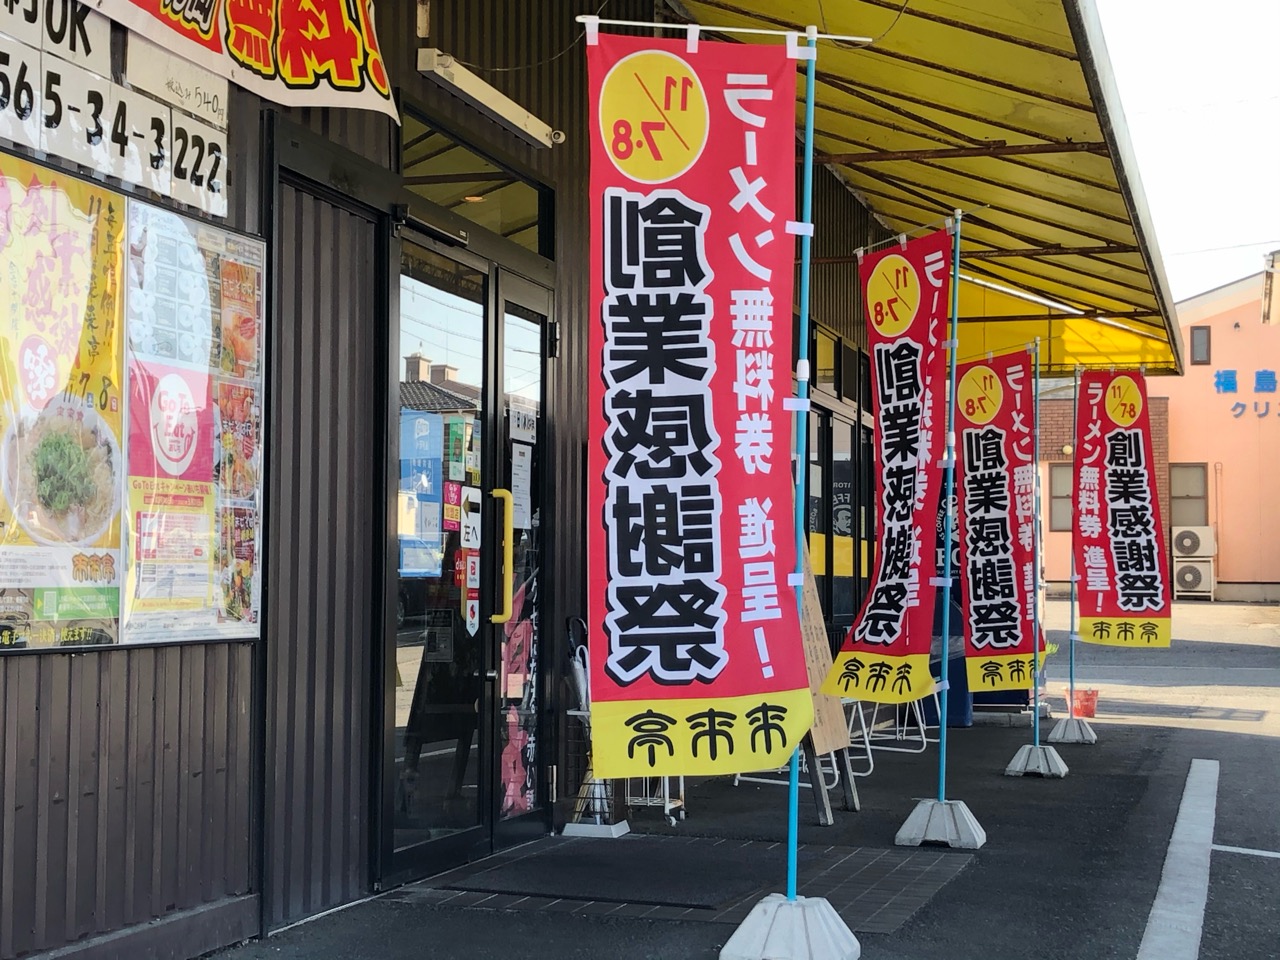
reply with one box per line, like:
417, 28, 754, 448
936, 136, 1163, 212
389, 244, 490, 874
381, 237, 551, 884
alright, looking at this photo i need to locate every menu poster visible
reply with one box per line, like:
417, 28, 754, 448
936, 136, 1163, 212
215, 383, 260, 501
0, 154, 126, 648
218, 258, 261, 380
216, 505, 258, 625
120, 200, 266, 642
122, 358, 217, 623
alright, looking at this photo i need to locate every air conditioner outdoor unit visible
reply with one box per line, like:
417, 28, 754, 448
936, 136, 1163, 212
1172, 526, 1216, 558
1174, 557, 1215, 600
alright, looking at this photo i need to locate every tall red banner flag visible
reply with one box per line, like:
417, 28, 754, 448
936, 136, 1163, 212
1074, 371, 1172, 646
586, 35, 811, 777
821, 232, 951, 704
955, 351, 1044, 690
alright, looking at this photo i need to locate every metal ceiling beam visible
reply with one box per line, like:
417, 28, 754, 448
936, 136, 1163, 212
687, 0, 1096, 112
967, 244, 1139, 259
956, 310, 1161, 324
405, 172, 514, 186
852, 0, 1078, 61
814, 141, 1108, 164
809, 244, 1140, 264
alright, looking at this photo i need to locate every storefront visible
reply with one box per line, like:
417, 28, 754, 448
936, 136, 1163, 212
0, 1, 1183, 958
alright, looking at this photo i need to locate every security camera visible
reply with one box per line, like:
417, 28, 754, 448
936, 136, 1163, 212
550, 129, 567, 145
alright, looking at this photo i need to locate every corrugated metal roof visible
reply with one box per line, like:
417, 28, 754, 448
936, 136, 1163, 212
666, 0, 1184, 375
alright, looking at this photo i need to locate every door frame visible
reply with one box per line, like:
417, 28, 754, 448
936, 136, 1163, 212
376, 216, 555, 889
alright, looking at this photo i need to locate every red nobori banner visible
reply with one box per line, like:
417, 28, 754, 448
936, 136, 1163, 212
821, 232, 950, 704
586, 33, 811, 778
1074, 371, 1172, 646
98, 0, 395, 119
956, 350, 1044, 691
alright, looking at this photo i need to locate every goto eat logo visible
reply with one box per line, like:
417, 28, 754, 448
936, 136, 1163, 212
957, 364, 1004, 425
150, 374, 199, 476
1105, 374, 1143, 427
866, 254, 920, 337
598, 50, 709, 183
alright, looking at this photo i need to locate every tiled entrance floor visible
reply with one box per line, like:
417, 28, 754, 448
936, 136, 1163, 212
385, 835, 971, 934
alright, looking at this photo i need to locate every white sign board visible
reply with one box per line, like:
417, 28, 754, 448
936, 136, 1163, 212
0, 0, 231, 217
0, 0, 109, 75
126, 33, 228, 129
460, 485, 482, 550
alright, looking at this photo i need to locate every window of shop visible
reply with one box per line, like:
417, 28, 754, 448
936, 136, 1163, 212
0, 150, 267, 651
1189, 326, 1211, 365
1049, 464, 1074, 531
401, 110, 552, 257
815, 329, 839, 394
1170, 463, 1209, 526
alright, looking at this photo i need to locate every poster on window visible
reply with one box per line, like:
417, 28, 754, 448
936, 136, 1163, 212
399, 409, 444, 577
1074, 370, 1172, 646
956, 350, 1044, 690
121, 201, 266, 641
821, 230, 950, 704
0, 153, 126, 649
96, 0, 395, 121
585, 33, 811, 778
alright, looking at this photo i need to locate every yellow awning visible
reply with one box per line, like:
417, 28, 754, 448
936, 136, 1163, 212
668, 0, 1184, 375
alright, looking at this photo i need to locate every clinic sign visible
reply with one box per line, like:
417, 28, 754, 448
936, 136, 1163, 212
585, 32, 812, 777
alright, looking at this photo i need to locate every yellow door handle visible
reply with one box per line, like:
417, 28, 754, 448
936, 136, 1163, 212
490, 489, 514, 624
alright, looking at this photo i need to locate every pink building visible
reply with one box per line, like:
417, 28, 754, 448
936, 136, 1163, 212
1043, 264, 1280, 602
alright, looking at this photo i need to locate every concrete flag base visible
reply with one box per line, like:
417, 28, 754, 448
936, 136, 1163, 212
561, 820, 630, 838
1005, 744, 1069, 777
1048, 717, 1098, 744
720, 894, 860, 960
894, 799, 987, 850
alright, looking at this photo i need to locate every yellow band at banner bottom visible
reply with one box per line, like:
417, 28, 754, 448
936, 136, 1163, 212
1079, 616, 1172, 648
965, 651, 1048, 693
820, 652, 933, 704
590, 688, 814, 779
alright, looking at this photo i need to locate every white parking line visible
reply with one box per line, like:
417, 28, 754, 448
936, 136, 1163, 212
1136, 759, 1220, 960
1212, 843, 1280, 860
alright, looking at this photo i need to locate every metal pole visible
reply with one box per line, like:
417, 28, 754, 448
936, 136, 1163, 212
1031, 338, 1042, 747
1068, 367, 1080, 717
787, 25, 819, 904
936, 211, 963, 804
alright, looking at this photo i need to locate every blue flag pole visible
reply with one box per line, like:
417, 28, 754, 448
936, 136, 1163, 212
934, 211, 963, 805
787, 24, 818, 905
894, 213, 985, 848
1049, 367, 1096, 744
1031, 338, 1042, 748
1007, 338, 1067, 775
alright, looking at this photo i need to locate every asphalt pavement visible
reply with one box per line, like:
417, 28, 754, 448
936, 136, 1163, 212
214, 600, 1280, 960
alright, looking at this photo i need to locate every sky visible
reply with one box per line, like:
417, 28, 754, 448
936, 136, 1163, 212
1094, 0, 1280, 302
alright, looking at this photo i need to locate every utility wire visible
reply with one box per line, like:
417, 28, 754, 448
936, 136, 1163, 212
455, 0, 611, 73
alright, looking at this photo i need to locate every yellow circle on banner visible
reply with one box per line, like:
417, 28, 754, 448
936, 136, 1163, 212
598, 51, 710, 184
957, 364, 1004, 425
1105, 374, 1143, 426
865, 254, 920, 337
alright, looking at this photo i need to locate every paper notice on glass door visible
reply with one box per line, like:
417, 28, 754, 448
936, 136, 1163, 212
512, 443, 533, 530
